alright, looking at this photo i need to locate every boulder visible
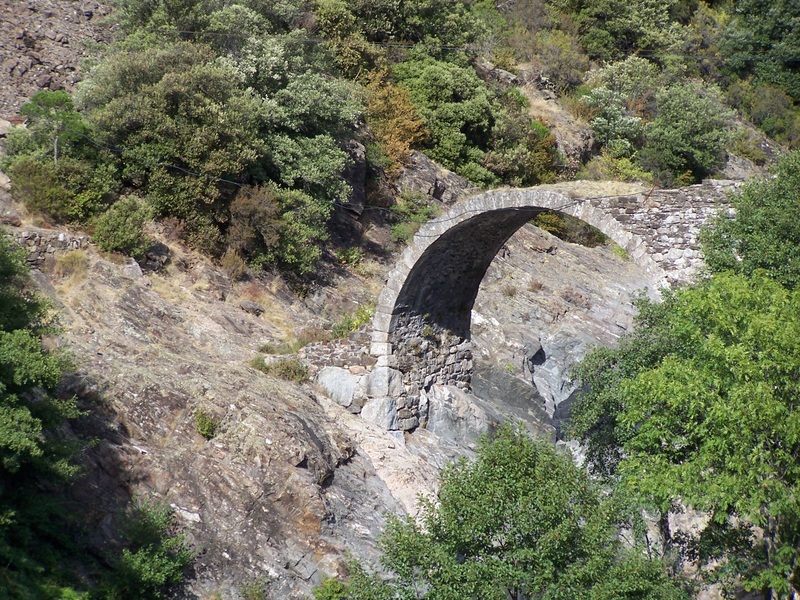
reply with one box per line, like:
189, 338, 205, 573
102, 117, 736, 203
317, 367, 358, 408
359, 366, 404, 398
360, 396, 397, 430
424, 385, 502, 446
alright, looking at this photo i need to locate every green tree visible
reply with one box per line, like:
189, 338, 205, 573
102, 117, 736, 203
720, 0, 800, 103
19, 91, 88, 165
701, 150, 800, 288
0, 234, 84, 597
328, 426, 686, 599
570, 273, 800, 596
637, 82, 731, 184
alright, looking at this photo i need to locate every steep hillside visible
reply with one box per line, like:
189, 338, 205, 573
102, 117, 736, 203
0, 175, 659, 597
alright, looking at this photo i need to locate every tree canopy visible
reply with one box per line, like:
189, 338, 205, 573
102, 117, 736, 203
318, 426, 687, 599
702, 150, 800, 289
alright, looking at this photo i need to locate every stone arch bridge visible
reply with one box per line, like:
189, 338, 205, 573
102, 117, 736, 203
361, 181, 735, 431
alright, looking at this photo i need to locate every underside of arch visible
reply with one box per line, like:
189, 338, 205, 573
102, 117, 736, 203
391, 207, 543, 340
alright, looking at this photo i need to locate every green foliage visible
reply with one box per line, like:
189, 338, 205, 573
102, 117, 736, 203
92, 196, 152, 258
78, 41, 263, 251
19, 91, 89, 165
331, 305, 375, 339
701, 150, 800, 289
334, 247, 363, 268
0, 235, 87, 598
78, 36, 357, 264
330, 425, 686, 599
528, 29, 590, 94
586, 56, 662, 109
5, 92, 120, 223
555, 0, 688, 61
194, 409, 219, 440
313, 577, 348, 600
727, 128, 768, 165
570, 273, 800, 595
726, 80, 800, 148
582, 150, 654, 184
239, 577, 269, 600
104, 498, 194, 599
390, 191, 440, 243
394, 56, 496, 184
393, 55, 559, 187
582, 88, 643, 157
637, 82, 731, 185
8, 156, 74, 223
720, 0, 800, 103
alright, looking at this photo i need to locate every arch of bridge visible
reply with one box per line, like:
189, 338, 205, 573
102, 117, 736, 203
365, 183, 732, 430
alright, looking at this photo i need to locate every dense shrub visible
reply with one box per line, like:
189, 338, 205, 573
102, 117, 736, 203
92, 196, 152, 258
726, 80, 800, 148
250, 356, 309, 382
701, 150, 800, 289
389, 191, 440, 243
394, 55, 559, 186
637, 82, 731, 185
104, 498, 194, 599
364, 71, 428, 177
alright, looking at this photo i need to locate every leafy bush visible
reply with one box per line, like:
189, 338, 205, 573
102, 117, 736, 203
327, 425, 687, 598
331, 305, 375, 339
726, 80, 800, 148
333, 247, 363, 268
194, 410, 219, 440
582, 150, 653, 184
569, 273, 800, 596
313, 577, 348, 599
528, 29, 590, 94
727, 129, 768, 165
104, 498, 194, 599
390, 191, 440, 243
249, 356, 309, 382
637, 82, 731, 185
8, 156, 73, 221
364, 71, 427, 177
701, 150, 800, 289
92, 196, 152, 258
394, 55, 497, 184
585, 56, 661, 112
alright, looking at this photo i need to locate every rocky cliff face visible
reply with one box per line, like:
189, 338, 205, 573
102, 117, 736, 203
0, 0, 112, 116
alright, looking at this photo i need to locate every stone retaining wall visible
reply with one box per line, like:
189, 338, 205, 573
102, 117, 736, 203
11, 228, 90, 266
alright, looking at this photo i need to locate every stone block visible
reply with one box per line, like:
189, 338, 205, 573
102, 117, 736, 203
361, 397, 397, 430
316, 367, 358, 408
360, 366, 404, 398
397, 416, 419, 431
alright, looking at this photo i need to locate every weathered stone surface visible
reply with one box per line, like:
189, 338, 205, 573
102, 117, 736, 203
360, 397, 398, 430
395, 151, 478, 206
317, 367, 357, 408
424, 385, 503, 446
359, 366, 404, 398
0, 0, 113, 115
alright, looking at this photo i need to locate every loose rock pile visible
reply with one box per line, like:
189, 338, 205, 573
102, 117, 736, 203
0, 0, 113, 116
